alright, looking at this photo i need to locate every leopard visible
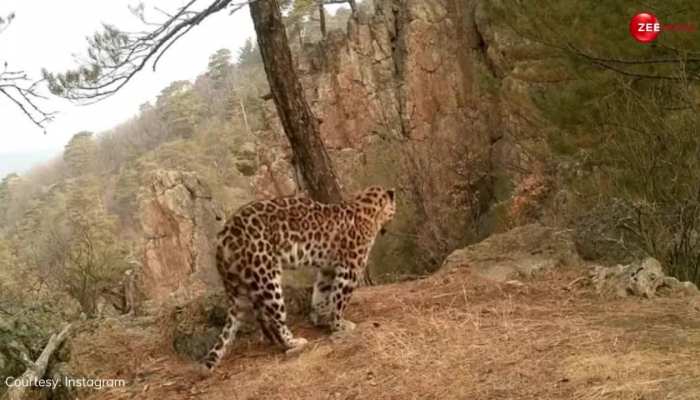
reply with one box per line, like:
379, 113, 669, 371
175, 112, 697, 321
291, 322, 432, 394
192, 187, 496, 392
201, 186, 396, 371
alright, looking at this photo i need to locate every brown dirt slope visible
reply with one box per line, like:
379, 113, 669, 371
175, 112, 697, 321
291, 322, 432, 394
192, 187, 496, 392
69, 266, 700, 400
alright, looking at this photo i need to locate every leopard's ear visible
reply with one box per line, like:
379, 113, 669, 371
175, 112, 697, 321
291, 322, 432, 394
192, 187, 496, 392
387, 189, 395, 201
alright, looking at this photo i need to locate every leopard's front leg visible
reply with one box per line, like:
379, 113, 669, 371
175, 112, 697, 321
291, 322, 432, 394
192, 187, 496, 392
310, 267, 334, 327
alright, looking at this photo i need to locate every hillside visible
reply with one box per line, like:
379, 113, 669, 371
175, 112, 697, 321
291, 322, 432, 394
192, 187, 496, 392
69, 263, 700, 400
64, 226, 700, 400
3, 1, 700, 399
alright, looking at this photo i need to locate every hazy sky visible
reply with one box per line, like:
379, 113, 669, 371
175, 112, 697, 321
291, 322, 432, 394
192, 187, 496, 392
0, 0, 255, 174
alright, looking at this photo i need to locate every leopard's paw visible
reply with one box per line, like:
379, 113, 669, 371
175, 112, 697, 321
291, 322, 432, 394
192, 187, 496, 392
332, 319, 356, 333
285, 337, 308, 355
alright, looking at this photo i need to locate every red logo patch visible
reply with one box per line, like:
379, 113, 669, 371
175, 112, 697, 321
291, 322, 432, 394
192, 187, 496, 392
630, 12, 661, 43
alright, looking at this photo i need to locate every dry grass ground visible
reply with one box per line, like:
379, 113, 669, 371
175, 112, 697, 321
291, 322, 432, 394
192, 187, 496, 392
68, 266, 700, 400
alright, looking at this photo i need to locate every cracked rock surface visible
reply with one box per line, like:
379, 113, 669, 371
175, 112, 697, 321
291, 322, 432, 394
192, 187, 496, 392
138, 170, 224, 303
591, 257, 700, 298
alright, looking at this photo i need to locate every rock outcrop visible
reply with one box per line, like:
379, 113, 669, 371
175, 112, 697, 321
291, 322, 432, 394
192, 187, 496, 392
254, 0, 502, 277
303, 0, 484, 147
441, 223, 581, 281
259, 0, 492, 185
442, 225, 700, 299
591, 257, 700, 298
137, 170, 224, 303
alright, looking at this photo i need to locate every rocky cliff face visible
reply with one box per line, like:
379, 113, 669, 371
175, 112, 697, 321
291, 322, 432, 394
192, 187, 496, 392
254, 0, 539, 277
137, 170, 224, 302
261, 0, 493, 183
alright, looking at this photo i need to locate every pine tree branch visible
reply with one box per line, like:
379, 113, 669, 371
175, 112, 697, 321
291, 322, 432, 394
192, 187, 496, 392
0, 12, 15, 34
566, 44, 700, 82
566, 43, 700, 65
0, 81, 55, 131
1, 14, 55, 130
44, 0, 252, 103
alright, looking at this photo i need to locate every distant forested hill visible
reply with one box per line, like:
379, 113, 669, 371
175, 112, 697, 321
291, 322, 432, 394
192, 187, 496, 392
0, 149, 59, 179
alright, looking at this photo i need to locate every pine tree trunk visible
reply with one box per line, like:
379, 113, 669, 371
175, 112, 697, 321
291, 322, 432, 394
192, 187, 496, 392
348, 0, 357, 14
319, 2, 327, 37
249, 0, 342, 204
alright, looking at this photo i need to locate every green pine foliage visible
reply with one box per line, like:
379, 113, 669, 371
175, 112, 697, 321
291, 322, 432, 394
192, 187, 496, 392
236, 38, 261, 66
208, 48, 234, 82
492, 0, 700, 283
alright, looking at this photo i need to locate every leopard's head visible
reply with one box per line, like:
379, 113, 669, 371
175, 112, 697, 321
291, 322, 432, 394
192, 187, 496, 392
353, 186, 396, 234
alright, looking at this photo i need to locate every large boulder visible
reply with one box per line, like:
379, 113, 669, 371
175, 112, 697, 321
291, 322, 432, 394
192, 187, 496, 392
441, 223, 581, 281
590, 257, 699, 298
137, 170, 224, 303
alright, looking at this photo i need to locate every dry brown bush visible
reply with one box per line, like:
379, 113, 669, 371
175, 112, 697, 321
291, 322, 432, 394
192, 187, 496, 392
399, 138, 492, 270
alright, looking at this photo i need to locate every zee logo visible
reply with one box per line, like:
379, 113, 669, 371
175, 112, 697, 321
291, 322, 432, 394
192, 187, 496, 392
629, 13, 661, 43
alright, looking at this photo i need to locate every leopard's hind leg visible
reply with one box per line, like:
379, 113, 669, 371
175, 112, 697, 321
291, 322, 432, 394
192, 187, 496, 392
249, 263, 307, 352
201, 289, 253, 371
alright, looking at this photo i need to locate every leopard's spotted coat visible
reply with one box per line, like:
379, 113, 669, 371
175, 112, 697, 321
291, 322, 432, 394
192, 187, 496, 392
202, 186, 396, 370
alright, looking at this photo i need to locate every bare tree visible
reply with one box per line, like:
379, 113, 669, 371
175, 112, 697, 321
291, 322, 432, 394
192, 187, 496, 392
0, 13, 55, 130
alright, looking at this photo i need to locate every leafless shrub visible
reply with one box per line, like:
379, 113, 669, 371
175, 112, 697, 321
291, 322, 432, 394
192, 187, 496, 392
400, 138, 492, 269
